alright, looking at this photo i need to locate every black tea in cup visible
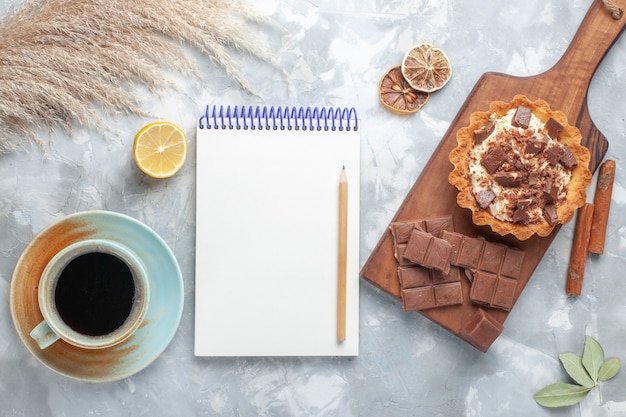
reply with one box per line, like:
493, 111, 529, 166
54, 251, 136, 336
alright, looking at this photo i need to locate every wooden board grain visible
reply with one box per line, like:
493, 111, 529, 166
360, 0, 626, 351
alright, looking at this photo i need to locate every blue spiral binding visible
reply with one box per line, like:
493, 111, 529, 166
198, 105, 359, 132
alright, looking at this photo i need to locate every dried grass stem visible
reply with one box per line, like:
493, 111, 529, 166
0, 0, 277, 151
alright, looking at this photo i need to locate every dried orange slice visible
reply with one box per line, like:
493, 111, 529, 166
133, 121, 188, 178
379, 66, 429, 114
401, 42, 452, 93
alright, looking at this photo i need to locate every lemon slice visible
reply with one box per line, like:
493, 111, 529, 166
401, 42, 452, 93
133, 121, 188, 178
379, 65, 429, 114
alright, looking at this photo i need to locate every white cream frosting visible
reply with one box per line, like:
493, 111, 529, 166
468, 109, 572, 223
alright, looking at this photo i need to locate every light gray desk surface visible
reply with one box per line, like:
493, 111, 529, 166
1, 0, 625, 415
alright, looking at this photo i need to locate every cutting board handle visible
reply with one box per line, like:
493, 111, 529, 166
547, 0, 626, 104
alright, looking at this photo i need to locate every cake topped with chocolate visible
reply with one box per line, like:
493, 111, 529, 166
449, 95, 592, 240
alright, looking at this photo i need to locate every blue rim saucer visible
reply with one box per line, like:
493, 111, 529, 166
10, 210, 184, 382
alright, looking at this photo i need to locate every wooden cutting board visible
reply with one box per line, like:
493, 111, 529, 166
360, 0, 626, 351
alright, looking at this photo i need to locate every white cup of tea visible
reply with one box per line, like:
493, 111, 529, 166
30, 239, 150, 350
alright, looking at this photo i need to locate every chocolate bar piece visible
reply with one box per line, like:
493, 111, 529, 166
390, 216, 454, 267
390, 216, 461, 311
392, 217, 525, 313
545, 117, 563, 140
481, 147, 507, 174
511, 105, 532, 129
459, 308, 504, 352
441, 231, 525, 311
398, 266, 463, 311
403, 229, 452, 273
473, 119, 495, 144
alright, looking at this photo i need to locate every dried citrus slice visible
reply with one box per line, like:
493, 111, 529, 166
133, 121, 188, 178
379, 66, 429, 114
401, 42, 452, 93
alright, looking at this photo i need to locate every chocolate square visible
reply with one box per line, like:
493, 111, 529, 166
479, 242, 506, 273
459, 309, 504, 352
394, 244, 414, 266
473, 120, 495, 144
399, 265, 463, 311
434, 283, 464, 306
423, 238, 452, 273
545, 117, 563, 140
481, 147, 507, 174
390, 222, 419, 244
423, 217, 454, 237
441, 230, 463, 264
403, 229, 431, 265
559, 145, 577, 168
456, 236, 485, 269
432, 265, 462, 285
470, 271, 497, 305
404, 229, 452, 273
398, 266, 432, 289
501, 248, 524, 278
492, 277, 518, 310
402, 287, 435, 311
511, 105, 532, 129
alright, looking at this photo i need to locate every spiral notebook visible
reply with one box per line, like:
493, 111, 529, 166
194, 105, 360, 356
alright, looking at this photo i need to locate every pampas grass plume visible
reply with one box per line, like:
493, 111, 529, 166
0, 0, 277, 151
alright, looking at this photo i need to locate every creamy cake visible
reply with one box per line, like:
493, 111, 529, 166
448, 95, 592, 240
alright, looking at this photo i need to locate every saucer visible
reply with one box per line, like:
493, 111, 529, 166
10, 210, 184, 383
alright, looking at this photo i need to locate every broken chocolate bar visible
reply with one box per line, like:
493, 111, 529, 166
403, 229, 452, 273
398, 266, 463, 311
391, 216, 463, 311
446, 233, 485, 269
392, 217, 525, 315
390, 216, 455, 267
459, 308, 504, 352
470, 271, 518, 310
440, 231, 524, 311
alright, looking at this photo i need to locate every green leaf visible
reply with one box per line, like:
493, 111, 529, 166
582, 336, 604, 382
598, 357, 621, 382
534, 383, 592, 407
559, 352, 596, 388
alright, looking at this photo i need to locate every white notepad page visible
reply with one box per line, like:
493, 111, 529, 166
195, 106, 360, 356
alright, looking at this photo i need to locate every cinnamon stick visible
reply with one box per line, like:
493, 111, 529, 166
566, 203, 594, 296
589, 160, 616, 255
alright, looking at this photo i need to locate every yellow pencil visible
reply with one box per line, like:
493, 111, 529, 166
337, 166, 348, 343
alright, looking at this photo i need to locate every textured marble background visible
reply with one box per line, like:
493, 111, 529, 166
1, 0, 625, 416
